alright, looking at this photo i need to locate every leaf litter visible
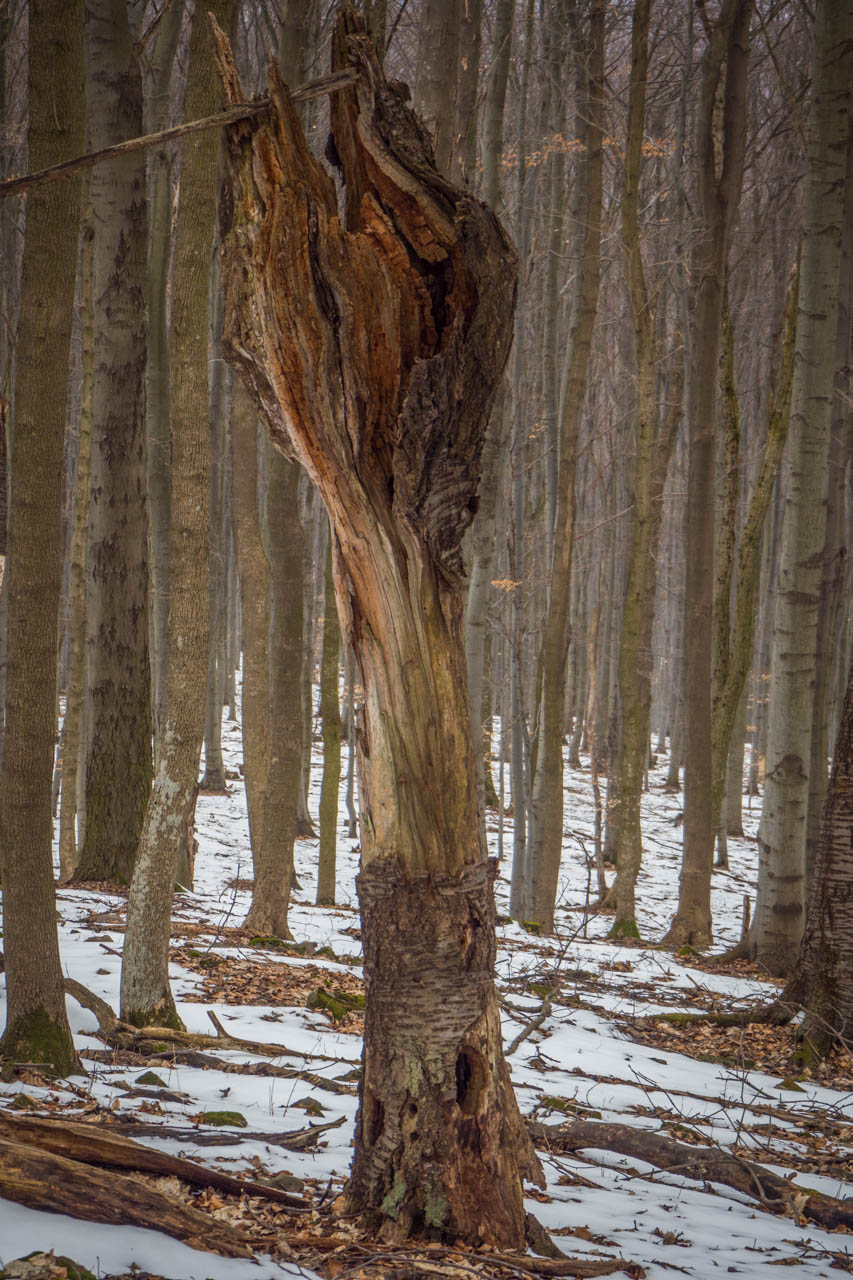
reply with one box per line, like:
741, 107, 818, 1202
0, 698, 850, 1280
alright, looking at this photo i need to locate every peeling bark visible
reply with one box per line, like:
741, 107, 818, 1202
213, 7, 540, 1246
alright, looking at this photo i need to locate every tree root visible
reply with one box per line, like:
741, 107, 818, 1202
291, 1235, 633, 1279
531, 1117, 853, 1232
65, 980, 358, 1095
64, 977, 300, 1057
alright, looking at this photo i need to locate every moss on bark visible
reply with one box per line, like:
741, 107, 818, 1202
122, 993, 184, 1032
0, 1008, 79, 1077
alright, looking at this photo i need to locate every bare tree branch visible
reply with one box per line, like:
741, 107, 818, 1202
0, 67, 357, 200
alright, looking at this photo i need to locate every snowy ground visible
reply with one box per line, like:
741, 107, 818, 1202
0, 702, 851, 1279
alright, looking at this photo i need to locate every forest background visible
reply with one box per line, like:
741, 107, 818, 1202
0, 0, 851, 1270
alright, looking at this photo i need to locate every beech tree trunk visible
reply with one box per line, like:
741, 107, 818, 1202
0, 0, 84, 1075
244, 442, 303, 937
414, 0, 460, 178
783, 660, 853, 1058
58, 178, 95, 881
144, 0, 183, 752
608, 0, 680, 937
751, 0, 851, 975
200, 282, 229, 793
213, 10, 542, 1247
664, 0, 752, 948
804, 129, 852, 896
120, 0, 234, 1028
317, 531, 343, 905
76, 0, 152, 885
230, 379, 271, 882
480, 0, 513, 215
526, 0, 604, 933
710, 278, 795, 870
452, 0, 481, 186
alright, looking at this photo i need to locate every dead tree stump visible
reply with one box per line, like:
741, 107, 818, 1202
212, 4, 542, 1248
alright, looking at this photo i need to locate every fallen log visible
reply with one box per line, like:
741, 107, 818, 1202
488, 1253, 633, 1278
0, 1110, 308, 1209
0, 1136, 256, 1256
97, 1110, 347, 1151
532, 1118, 853, 1232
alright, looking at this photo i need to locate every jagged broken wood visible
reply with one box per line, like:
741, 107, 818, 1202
212, 1, 539, 1248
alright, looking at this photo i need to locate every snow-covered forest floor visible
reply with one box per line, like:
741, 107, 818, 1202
1, 700, 851, 1280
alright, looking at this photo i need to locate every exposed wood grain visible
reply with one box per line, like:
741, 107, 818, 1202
0, 1135, 256, 1255
0, 1110, 308, 1208
211, 5, 538, 1247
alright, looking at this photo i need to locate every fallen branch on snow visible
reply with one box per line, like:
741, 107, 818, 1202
105, 1111, 347, 1151
531, 1117, 853, 1232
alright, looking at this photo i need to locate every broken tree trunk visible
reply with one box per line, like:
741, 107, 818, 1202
212, 5, 541, 1249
